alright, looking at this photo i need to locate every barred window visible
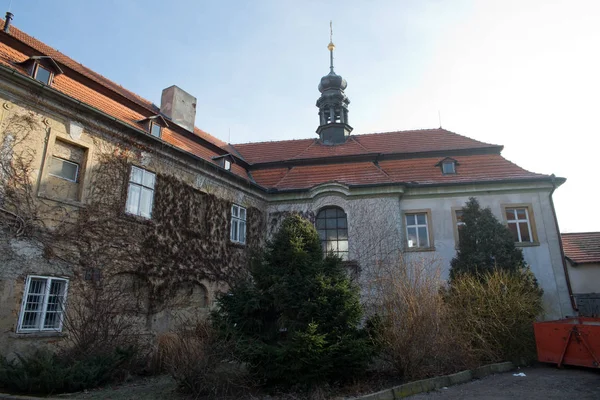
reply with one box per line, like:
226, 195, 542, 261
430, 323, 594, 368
316, 207, 348, 260
18, 276, 69, 332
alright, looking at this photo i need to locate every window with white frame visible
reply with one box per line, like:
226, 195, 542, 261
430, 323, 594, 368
18, 276, 69, 332
442, 161, 456, 174
230, 204, 246, 244
150, 122, 162, 138
405, 212, 430, 248
505, 207, 534, 243
126, 166, 155, 219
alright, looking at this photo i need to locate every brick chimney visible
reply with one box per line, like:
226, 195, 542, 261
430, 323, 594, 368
160, 85, 197, 133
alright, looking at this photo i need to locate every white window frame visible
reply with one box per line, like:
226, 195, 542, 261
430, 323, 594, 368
17, 276, 69, 333
224, 159, 231, 171
505, 207, 534, 243
230, 204, 247, 244
405, 212, 430, 249
48, 156, 79, 182
125, 166, 156, 219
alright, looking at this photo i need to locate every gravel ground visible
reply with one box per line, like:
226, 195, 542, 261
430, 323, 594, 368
410, 364, 600, 400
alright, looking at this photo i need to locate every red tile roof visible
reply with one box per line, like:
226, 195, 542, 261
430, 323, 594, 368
0, 20, 557, 192
562, 232, 600, 265
251, 154, 545, 190
232, 129, 499, 164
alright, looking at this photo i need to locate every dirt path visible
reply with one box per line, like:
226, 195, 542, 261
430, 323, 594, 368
409, 364, 600, 400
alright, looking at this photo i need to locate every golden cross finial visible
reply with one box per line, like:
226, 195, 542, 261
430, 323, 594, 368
328, 21, 335, 71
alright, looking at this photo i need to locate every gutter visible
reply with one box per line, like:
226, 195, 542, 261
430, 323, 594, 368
0, 64, 267, 195
549, 174, 577, 313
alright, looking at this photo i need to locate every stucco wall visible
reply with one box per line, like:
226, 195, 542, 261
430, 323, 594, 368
268, 185, 573, 321
566, 260, 600, 294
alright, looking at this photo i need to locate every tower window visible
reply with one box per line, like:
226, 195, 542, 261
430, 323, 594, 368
33, 64, 52, 85
150, 122, 162, 138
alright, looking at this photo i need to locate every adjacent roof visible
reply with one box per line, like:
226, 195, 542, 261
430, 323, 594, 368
0, 19, 560, 193
562, 232, 600, 265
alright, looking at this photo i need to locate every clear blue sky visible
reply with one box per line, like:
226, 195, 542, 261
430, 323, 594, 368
6, 0, 600, 232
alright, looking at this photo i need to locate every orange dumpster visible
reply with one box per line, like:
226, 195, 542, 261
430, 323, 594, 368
534, 317, 600, 368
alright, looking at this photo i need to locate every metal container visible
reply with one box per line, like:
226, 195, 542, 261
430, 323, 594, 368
534, 317, 600, 368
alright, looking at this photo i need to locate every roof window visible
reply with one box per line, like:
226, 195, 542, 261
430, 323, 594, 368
33, 64, 52, 85
150, 122, 162, 138
435, 157, 459, 175
212, 154, 234, 171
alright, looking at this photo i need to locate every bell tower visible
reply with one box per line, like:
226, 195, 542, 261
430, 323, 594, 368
316, 22, 353, 145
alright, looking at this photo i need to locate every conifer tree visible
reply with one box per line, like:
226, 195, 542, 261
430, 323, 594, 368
213, 215, 373, 387
450, 197, 526, 280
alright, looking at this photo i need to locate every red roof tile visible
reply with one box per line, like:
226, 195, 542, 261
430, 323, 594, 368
251, 154, 547, 190
562, 232, 600, 265
232, 129, 499, 165
378, 154, 546, 184
274, 162, 391, 190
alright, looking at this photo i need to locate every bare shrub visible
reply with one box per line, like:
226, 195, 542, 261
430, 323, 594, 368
59, 276, 149, 371
366, 256, 474, 380
446, 268, 543, 364
161, 318, 251, 398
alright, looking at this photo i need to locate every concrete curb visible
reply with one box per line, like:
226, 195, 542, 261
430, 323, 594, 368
355, 361, 515, 400
0, 394, 61, 400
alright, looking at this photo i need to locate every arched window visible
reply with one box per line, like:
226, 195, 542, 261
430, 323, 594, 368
316, 206, 348, 260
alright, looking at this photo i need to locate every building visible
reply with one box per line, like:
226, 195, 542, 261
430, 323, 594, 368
0, 16, 575, 356
561, 232, 600, 316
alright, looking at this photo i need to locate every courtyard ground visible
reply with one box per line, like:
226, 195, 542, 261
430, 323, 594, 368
6, 364, 595, 400
409, 364, 600, 400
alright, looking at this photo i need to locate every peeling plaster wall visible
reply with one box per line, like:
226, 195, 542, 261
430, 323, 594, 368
0, 82, 266, 357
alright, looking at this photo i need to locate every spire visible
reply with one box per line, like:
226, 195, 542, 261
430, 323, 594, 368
328, 20, 335, 72
315, 21, 352, 145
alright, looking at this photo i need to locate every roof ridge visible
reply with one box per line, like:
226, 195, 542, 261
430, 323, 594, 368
233, 137, 315, 146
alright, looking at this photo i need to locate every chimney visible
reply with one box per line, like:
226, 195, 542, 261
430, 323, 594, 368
160, 85, 197, 133
4, 11, 13, 33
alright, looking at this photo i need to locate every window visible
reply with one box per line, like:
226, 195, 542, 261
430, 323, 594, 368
405, 212, 431, 249
150, 122, 162, 138
48, 156, 79, 182
505, 206, 535, 243
33, 64, 52, 85
316, 206, 348, 260
126, 166, 155, 219
230, 205, 246, 244
442, 161, 456, 174
224, 159, 231, 171
18, 276, 68, 332
454, 209, 465, 245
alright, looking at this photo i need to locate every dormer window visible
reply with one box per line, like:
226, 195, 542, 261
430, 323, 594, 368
436, 157, 459, 175
212, 154, 235, 172
150, 122, 162, 138
19, 57, 63, 86
442, 161, 456, 174
33, 64, 52, 85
